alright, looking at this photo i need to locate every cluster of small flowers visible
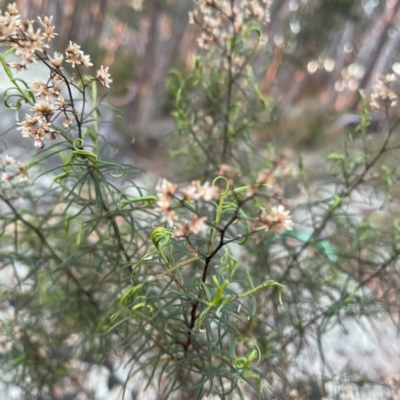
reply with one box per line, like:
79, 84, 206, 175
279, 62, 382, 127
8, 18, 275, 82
189, 0, 273, 50
218, 163, 240, 179
156, 178, 221, 234
0, 318, 51, 360
242, 0, 272, 22
0, 3, 112, 149
173, 215, 208, 239
18, 69, 69, 149
192, 112, 219, 137
65, 41, 92, 69
252, 205, 293, 233
243, 151, 298, 200
0, 335, 12, 354
274, 150, 299, 178
287, 388, 308, 400
1, 154, 28, 182
0, 326, 15, 354
0, 3, 54, 68
339, 386, 355, 400
156, 175, 293, 238
0, 313, 26, 355
382, 370, 400, 400
370, 74, 398, 111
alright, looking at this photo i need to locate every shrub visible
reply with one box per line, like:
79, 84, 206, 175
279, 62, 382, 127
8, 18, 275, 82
1, 1, 400, 399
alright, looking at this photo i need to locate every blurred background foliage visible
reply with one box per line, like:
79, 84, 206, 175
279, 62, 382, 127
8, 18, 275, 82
10, 0, 400, 154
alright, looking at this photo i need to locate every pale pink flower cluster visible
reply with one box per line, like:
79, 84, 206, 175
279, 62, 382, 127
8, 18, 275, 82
287, 388, 308, 400
242, 0, 272, 22
155, 179, 176, 224
382, 370, 400, 400
0, 4, 56, 68
218, 163, 240, 177
17, 73, 68, 149
0, 319, 21, 354
253, 205, 293, 233
0, 3, 20, 41
96, 65, 113, 88
156, 178, 221, 234
0, 3, 113, 149
173, 216, 208, 238
189, 0, 272, 50
65, 41, 92, 68
1, 154, 28, 182
370, 74, 398, 111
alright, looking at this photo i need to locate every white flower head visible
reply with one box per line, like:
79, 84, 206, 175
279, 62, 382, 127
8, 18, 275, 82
156, 179, 178, 202
4, 155, 15, 165
267, 205, 294, 232
254, 205, 294, 233
96, 65, 112, 88
49, 52, 63, 68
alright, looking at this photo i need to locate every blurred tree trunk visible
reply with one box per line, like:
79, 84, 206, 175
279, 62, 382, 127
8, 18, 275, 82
18, 0, 44, 19
258, 0, 291, 88
349, 0, 400, 110
66, 0, 83, 44
324, 22, 354, 108
128, 2, 191, 144
364, 12, 400, 93
89, 0, 108, 41
128, 7, 160, 127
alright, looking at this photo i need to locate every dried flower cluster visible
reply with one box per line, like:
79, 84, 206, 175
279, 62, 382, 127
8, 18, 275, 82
0, 3, 112, 149
338, 386, 353, 400
192, 112, 217, 135
96, 65, 113, 88
65, 41, 92, 68
382, 370, 400, 400
0, 321, 20, 354
173, 215, 208, 238
370, 74, 398, 111
156, 176, 293, 239
1, 154, 28, 182
241, 151, 298, 201
17, 73, 69, 149
287, 388, 308, 400
156, 178, 221, 227
0, 5, 51, 67
253, 205, 293, 232
189, 0, 273, 50
218, 163, 240, 179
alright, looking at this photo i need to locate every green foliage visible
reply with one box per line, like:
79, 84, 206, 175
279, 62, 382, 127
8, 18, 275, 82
166, 22, 273, 180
